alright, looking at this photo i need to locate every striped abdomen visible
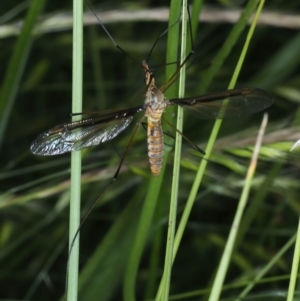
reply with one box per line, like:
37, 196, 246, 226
147, 119, 164, 177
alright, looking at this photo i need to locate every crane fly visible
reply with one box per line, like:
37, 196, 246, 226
30, 3, 273, 177
30, 63, 273, 176
30, 3, 274, 298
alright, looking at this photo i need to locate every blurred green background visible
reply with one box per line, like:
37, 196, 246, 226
1, 0, 300, 300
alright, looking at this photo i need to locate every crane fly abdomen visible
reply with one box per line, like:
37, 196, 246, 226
147, 119, 164, 177
143, 63, 168, 176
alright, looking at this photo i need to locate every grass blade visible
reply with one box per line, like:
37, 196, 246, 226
0, 0, 46, 148
198, 0, 261, 94
67, 1, 83, 300
160, 0, 188, 300
209, 112, 268, 301
123, 0, 181, 299
286, 218, 300, 301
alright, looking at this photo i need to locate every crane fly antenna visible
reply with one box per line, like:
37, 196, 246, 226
84, 0, 193, 88
160, 51, 194, 92
84, 0, 150, 73
160, 55, 199, 94
160, 3, 195, 93
146, 11, 182, 63
84, 1, 116, 45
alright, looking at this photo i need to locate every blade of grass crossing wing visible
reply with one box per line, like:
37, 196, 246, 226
67, 1, 83, 301
173, 0, 265, 272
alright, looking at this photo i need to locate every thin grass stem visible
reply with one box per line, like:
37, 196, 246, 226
0, 0, 46, 148
122, 0, 181, 299
160, 0, 188, 300
209, 112, 268, 301
67, 1, 83, 300
236, 234, 297, 300
286, 217, 300, 301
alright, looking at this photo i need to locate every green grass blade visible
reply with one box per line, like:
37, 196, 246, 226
79, 190, 144, 301
207, 2, 268, 299
209, 113, 268, 301
151, 0, 268, 298
67, 1, 83, 300
160, 0, 188, 300
2, 1, 300, 300
0, 0, 46, 148
236, 234, 297, 300
234, 163, 282, 249
198, 0, 261, 94
123, 159, 169, 301
287, 218, 300, 301
123, 1, 182, 300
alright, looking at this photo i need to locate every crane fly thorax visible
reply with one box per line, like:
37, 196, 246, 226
145, 86, 167, 120
142, 61, 168, 121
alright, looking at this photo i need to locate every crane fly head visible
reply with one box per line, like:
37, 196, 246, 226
142, 60, 155, 87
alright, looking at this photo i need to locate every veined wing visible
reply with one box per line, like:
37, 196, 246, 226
31, 106, 143, 156
168, 88, 273, 120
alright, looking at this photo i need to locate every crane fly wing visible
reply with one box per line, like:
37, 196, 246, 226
31, 118, 133, 156
31, 106, 143, 156
168, 88, 273, 120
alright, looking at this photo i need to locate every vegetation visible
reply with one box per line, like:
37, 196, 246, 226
1, 0, 300, 300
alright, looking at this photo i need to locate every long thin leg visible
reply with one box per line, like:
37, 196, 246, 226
64, 115, 145, 300
162, 117, 206, 154
160, 3, 195, 93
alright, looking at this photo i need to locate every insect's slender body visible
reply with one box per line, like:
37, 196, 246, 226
143, 61, 168, 176
147, 119, 164, 176
30, 8, 274, 177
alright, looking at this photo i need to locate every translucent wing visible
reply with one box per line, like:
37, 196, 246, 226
168, 88, 273, 119
31, 107, 143, 156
